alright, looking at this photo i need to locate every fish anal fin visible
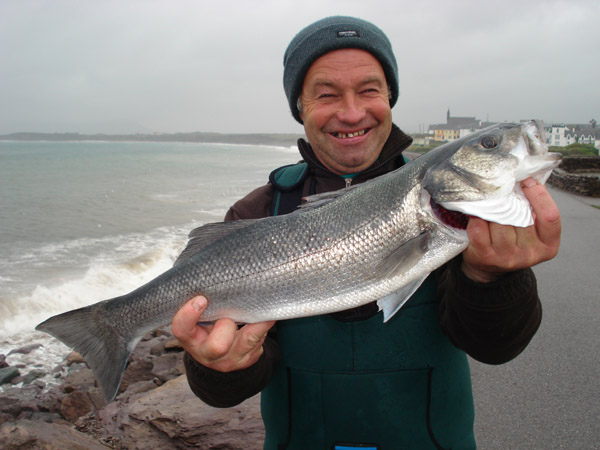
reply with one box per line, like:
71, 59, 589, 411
377, 275, 428, 322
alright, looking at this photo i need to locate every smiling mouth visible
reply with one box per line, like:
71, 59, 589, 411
332, 129, 368, 139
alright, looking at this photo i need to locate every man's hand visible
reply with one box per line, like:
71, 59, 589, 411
171, 296, 275, 372
461, 177, 561, 283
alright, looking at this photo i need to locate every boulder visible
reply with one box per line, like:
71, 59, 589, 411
0, 330, 266, 448
0, 419, 110, 449
0, 367, 19, 386
92, 376, 265, 450
61, 390, 103, 422
7, 343, 42, 356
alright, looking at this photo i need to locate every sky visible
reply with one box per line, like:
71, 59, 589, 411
1, 0, 598, 135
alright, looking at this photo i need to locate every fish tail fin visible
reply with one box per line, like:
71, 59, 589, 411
36, 299, 136, 403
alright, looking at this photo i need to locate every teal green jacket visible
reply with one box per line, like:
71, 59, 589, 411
261, 277, 475, 449
260, 159, 474, 449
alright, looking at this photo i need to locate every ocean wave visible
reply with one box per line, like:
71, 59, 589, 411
0, 245, 180, 338
0, 223, 200, 388
0, 222, 204, 339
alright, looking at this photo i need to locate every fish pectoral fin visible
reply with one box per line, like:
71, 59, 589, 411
374, 231, 431, 279
174, 218, 265, 265
373, 232, 431, 322
377, 275, 429, 322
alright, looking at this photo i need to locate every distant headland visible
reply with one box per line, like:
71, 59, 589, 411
0, 132, 306, 148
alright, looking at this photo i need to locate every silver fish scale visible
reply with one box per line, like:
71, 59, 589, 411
169, 160, 438, 323
103, 151, 462, 330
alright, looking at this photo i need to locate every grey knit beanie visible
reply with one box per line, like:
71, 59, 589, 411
283, 16, 399, 124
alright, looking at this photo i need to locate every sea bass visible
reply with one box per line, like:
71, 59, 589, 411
36, 120, 561, 402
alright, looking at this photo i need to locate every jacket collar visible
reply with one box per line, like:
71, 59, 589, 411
297, 123, 413, 182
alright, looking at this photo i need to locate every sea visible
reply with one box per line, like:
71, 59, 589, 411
0, 139, 298, 387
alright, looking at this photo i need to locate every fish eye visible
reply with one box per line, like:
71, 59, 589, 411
480, 136, 498, 149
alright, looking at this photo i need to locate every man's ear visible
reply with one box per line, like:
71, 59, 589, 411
297, 96, 304, 121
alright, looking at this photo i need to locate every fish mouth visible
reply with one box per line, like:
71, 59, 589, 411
331, 128, 369, 139
421, 188, 470, 236
430, 197, 469, 230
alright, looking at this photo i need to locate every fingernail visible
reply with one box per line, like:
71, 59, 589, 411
192, 297, 206, 312
521, 178, 538, 189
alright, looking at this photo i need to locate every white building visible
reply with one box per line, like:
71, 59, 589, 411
545, 121, 600, 150
545, 124, 572, 147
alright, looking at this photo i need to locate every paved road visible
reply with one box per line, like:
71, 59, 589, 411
470, 187, 600, 449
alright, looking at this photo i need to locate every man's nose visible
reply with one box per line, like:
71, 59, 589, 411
336, 94, 366, 124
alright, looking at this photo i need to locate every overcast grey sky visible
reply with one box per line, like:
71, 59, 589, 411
1, 0, 598, 135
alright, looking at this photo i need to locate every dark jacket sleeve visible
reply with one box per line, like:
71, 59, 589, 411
437, 256, 542, 365
184, 334, 280, 408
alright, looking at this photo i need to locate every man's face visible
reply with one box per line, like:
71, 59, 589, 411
299, 48, 393, 175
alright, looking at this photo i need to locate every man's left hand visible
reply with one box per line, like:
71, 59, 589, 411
461, 177, 561, 283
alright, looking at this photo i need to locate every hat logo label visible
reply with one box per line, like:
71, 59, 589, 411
337, 30, 360, 38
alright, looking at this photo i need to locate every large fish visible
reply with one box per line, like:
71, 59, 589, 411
37, 120, 561, 402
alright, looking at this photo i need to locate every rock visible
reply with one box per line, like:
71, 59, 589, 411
119, 359, 154, 394
17, 411, 66, 424
0, 389, 30, 418
93, 375, 265, 450
36, 384, 67, 413
124, 380, 158, 396
20, 368, 47, 385
7, 343, 42, 356
67, 351, 85, 366
150, 340, 165, 355
60, 391, 98, 422
0, 326, 267, 448
155, 327, 172, 338
0, 367, 19, 386
33, 379, 47, 390
151, 352, 185, 383
0, 419, 110, 449
164, 337, 183, 351
0, 413, 13, 426
0, 354, 8, 369
548, 157, 600, 197
62, 365, 98, 393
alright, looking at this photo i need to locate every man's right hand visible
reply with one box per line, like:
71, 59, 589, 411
171, 296, 275, 372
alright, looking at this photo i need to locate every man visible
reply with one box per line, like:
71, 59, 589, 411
172, 16, 561, 449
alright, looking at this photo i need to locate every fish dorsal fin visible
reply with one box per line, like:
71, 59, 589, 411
298, 179, 373, 211
374, 231, 431, 279
298, 167, 404, 211
377, 275, 428, 322
174, 219, 263, 265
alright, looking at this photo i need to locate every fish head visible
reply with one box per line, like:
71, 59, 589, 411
422, 120, 561, 228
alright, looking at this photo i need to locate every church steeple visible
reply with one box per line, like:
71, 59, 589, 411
447, 108, 450, 123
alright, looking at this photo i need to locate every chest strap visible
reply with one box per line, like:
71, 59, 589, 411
269, 162, 310, 216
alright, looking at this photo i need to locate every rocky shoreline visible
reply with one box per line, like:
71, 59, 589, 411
0, 329, 264, 449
